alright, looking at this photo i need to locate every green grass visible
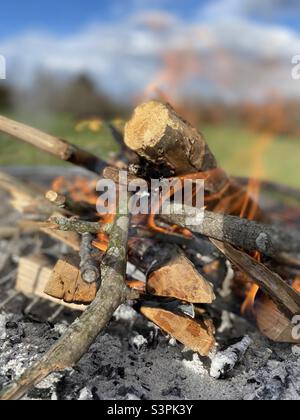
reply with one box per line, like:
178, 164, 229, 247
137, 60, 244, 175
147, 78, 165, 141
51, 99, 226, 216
202, 125, 300, 189
0, 113, 299, 188
0, 113, 119, 166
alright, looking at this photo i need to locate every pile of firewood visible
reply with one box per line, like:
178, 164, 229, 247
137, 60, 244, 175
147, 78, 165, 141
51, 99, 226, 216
0, 101, 300, 400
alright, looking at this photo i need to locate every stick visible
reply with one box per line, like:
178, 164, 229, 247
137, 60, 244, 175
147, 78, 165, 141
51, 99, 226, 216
45, 190, 96, 218
211, 239, 300, 317
0, 116, 106, 174
161, 205, 300, 259
210, 336, 252, 379
79, 233, 101, 284
48, 216, 110, 235
0, 200, 138, 401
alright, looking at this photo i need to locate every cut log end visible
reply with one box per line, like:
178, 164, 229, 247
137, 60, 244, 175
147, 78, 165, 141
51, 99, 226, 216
147, 249, 215, 304
141, 306, 215, 357
125, 101, 217, 175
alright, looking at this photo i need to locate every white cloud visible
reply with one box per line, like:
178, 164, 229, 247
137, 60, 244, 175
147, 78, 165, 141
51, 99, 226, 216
1, 10, 300, 102
202, 0, 300, 20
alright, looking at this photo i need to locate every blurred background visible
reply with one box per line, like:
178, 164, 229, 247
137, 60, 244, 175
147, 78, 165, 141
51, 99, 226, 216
0, 0, 299, 187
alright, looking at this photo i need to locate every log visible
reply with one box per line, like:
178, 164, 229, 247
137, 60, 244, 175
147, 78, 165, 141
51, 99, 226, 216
140, 306, 215, 356
211, 239, 300, 318
0, 200, 138, 400
16, 254, 86, 311
161, 204, 300, 259
147, 246, 215, 304
125, 101, 217, 176
44, 255, 98, 304
0, 116, 106, 174
254, 291, 300, 343
124, 101, 264, 220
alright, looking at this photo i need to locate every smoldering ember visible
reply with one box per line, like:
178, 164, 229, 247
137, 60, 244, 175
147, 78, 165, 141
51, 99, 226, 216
0, 101, 299, 401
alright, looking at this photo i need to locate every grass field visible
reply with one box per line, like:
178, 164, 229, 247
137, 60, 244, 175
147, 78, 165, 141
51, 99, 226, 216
0, 113, 299, 188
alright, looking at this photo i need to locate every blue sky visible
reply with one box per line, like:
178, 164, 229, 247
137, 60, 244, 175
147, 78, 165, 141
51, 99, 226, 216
0, 0, 206, 37
1, 0, 300, 102
0, 0, 299, 38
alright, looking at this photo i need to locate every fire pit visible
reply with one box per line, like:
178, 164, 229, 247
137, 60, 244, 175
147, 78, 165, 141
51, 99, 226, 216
0, 101, 299, 400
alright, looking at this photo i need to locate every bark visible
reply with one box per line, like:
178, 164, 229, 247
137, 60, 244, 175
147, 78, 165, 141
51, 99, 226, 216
0, 202, 138, 401
124, 101, 261, 217
161, 204, 300, 259
211, 239, 300, 318
0, 116, 106, 174
79, 233, 101, 284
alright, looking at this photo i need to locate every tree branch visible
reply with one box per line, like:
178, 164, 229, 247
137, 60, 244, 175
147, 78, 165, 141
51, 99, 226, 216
0, 202, 138, 400
0, 116, 107, 174
161, 204, 300, 259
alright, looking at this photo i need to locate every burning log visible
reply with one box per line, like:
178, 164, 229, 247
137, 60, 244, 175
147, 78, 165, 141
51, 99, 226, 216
0, 116, 107, 174
146, 246, 215, 304
140, 306, 215, 357
125, 101, 217, 176
0, 199, 139, 401
124, 101, 263, 220
211, 240, 300, 318
210, 336, 252, 379
254, 291, 300, 343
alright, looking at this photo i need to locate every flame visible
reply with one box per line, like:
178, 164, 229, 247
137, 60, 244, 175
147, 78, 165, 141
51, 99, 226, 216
292, 277, 300, 292
239, 132, 275, 314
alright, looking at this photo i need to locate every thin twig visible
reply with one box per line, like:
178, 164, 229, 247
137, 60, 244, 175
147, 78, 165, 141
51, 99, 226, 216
45, 190, 96, 218
79, 233, 101, 284
48, 216, 110, 235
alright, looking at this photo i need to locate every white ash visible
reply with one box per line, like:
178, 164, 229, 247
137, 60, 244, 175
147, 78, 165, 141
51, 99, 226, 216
0, 314, 8, 340
54, 322, 68, 336
130, 334, 148, 351
219, 261, 234, 297
126, 262, 146, 282
0, 311, 300, 400
218, 311, 234, 334
169, 338, 177, 347
210, 336, 253, 379
114, 304, 138, 323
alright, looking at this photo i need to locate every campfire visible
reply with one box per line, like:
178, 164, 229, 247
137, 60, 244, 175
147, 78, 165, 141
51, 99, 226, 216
0, 100, 299, 400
